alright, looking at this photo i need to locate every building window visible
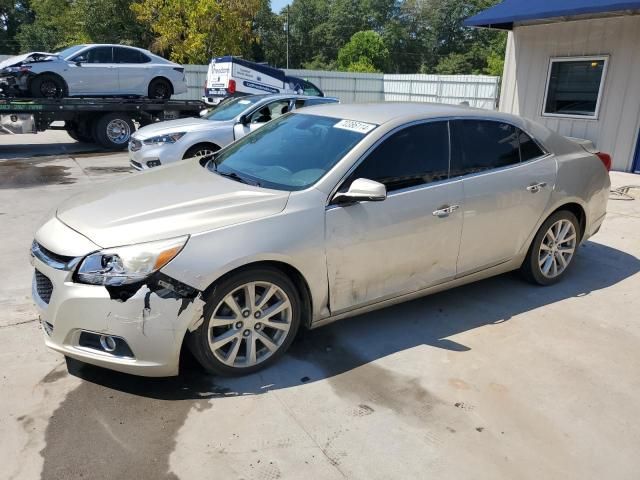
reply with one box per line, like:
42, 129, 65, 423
543, 56, 608, 119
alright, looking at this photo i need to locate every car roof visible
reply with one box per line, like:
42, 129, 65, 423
295, 102, 514, 125
244, 94, 334, 102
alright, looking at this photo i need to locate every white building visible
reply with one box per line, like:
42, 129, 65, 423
466, 1, 640, 172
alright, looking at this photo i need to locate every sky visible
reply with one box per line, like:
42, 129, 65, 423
271, 0, 292, 12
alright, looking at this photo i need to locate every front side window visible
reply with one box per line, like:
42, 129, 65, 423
543, 57, 607, 118
210, 114, 372, 191
450, 120, 520, 177
343, 121, 450, 192
248, 100, 291, 124
73, 47, 113, 64
204, 96, 261, 121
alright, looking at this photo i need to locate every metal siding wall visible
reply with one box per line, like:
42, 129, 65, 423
384, 74, 500, 109
499, 16, 640, 171
172, 64, 208, 100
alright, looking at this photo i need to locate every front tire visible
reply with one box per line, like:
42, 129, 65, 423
30, 74, 66, 98
188, 267, 301, 376
521, 210, 580, 285
183, 143, 220, 160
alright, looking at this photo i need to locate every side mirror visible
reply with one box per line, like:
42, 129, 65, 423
74, 61, 83, 67
332, 178, 386, 205
238, 114, 249, 126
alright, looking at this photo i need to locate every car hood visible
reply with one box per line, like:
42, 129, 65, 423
55, 160, 290, 248
134, 117, 234, 139
0, 52, 58, 69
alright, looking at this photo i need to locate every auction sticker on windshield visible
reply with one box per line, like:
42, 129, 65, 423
333, 119, 377, 134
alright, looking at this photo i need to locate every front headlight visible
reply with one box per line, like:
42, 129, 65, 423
76, 236, 188, 286
142, 132, 186, 145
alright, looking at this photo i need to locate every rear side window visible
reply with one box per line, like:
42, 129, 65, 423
344, 121, 449, 192
518, 130, 545, 161
450, 120, 520, 177
114, 47, 150, 64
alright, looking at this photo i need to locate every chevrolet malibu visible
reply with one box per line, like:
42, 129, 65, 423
31, 103, 611, 377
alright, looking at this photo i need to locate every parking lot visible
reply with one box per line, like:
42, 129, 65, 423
1, 131, 639, 480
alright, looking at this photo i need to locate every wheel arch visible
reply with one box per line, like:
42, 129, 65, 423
548, 201, 587, 242
150, 75, 174, 94
29, 71, 69, 95
201, 260, 314, 329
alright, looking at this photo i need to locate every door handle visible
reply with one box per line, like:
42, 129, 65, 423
526, 182, 547, 193
432, 205, 460, 217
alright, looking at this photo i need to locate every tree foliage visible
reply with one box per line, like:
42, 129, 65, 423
338, 30, 389, 73
4, 0, 506, 76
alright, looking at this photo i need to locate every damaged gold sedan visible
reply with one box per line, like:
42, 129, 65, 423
31, 103, 610, 376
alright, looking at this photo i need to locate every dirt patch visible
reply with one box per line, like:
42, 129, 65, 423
0, 159, 75, 188
84, 166, 133, 175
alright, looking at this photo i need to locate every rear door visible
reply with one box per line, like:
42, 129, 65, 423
67, 46, 119, 94
114, 47, 151, 95
451, 119, 556, 275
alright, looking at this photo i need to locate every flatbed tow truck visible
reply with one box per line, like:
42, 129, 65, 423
0, 97, 206, 150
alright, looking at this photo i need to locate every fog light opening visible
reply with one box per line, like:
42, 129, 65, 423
99, 335, 117, 352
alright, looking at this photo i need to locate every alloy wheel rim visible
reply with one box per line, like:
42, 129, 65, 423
209, 281, 292, 368
106, 119, 131, 144
153, 84, 168, 98
194, 149, 215, 158
41, 81, 60, 98
538, 219, 577, 278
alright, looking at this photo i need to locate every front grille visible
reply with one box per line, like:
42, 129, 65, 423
129, 138, 142, 152
34, 270, 53, 304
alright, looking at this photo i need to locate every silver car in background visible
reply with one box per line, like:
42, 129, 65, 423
0, 44, 187, 99
129, 94, 337, 170
31, 103, 610, 377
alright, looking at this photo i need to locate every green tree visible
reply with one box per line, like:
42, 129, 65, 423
131, 0, 261, 64
338, 30, 389, 73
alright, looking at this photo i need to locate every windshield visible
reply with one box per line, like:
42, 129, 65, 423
209, 114, 375, 191
55, 45, 86, 59
204, 97, 261, 121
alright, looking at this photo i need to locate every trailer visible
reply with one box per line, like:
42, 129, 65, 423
0, 97, 206, 150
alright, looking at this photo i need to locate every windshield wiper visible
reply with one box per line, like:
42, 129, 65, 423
216, 170, 260, 187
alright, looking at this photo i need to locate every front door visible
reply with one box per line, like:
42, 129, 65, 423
450, 120, 556, 274
325, 121, 464, 313
67, 46, 119, 95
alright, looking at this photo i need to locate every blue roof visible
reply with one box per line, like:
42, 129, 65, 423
465, 0, 640, 29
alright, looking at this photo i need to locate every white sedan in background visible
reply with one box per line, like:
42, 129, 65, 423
0, 44, 187, 99
129, 94, 337, 170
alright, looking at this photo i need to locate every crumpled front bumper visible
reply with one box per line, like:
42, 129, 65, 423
31, 231, 205, 377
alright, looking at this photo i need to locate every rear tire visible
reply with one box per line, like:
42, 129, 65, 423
148, 78, 172, 100
93, 113, 135, 150
30, 74, 66, 98
187, 267, 301, 376
521, 210, 580, 286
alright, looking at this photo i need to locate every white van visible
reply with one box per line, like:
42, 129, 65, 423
203, 56, 324, 105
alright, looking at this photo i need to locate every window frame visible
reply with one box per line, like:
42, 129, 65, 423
330, 119, 453, 203
541, 55, 609, 120
329, 116, 551, 205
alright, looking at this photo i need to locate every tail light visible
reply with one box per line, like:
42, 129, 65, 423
228, 79, 236, 95
596, 152, 612, 172
172, 67, 184, 73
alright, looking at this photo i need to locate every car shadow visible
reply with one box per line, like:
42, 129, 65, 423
66, 240, 640, 400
